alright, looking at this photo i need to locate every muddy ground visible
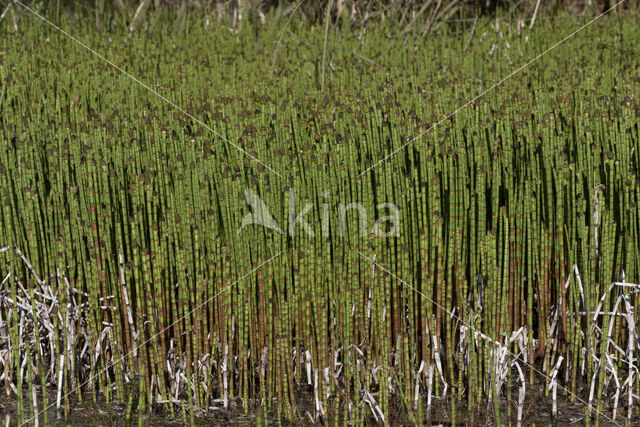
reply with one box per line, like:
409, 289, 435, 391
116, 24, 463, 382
1, 378, 637, 425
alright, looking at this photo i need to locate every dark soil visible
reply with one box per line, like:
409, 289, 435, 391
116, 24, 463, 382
2, 379, 638, 426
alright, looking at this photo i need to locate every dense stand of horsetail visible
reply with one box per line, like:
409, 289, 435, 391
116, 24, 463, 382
1, 5, 640, 425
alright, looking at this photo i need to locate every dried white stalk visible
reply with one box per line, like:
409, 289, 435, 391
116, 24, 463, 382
547, 356, 563, 417
56, 354, 65, 419
623, 294, 636, 420
415, 360, 425, 409
30, 362, 38, 427
514, 362, 525, 427
605, 354, 620, 420
588, 359, 600, 416
305, 349, 312, 385
324, 367, 330, 400
363, 389, 385, 422
222, 344, 229, 408
426, 363, 434, 417
431, 335, 447, 398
